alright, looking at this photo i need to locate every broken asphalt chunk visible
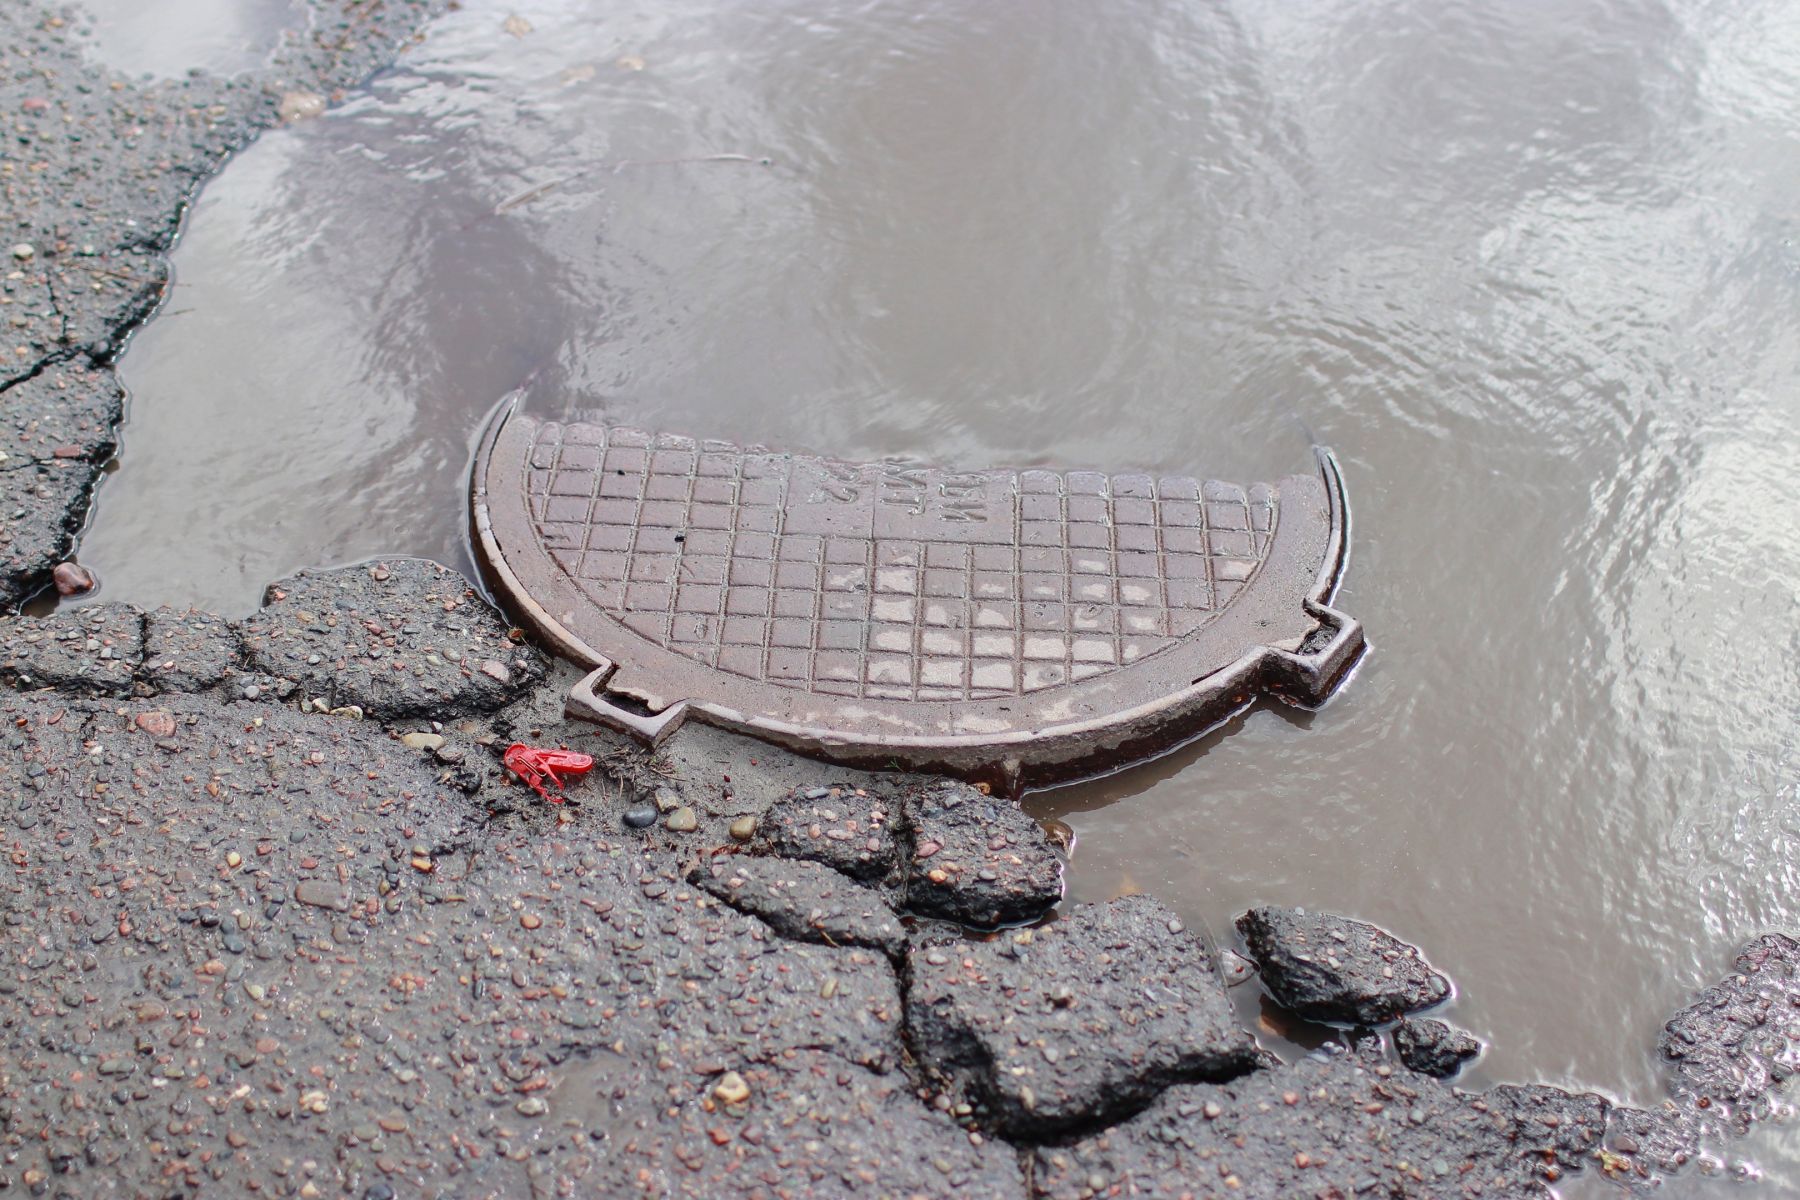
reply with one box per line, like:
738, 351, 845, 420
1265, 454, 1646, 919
1237, 905, 1451, 1025
688, 853, 907, 958
753, 781, 904, 886
242, 558, 546, 719
904, 779, 1062, 927
905, 895, 1255, 1138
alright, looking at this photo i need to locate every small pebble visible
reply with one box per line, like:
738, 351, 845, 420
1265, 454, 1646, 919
714, 1071, 750, 1104
278, 91, 326, 122
400, 731, 443, 751
51, 561, 94, 595
666, 807, 698, 833
10, 243, 34, 261
622, 805, 657, 830
134, 710, 177, 738
728, 815, 757, 842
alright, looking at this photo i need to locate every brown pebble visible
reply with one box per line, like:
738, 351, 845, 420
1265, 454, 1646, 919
278, 90, 326, 122
520, 913, 541, 930
294, 880, 349, 911
52, 561, 94, 595
134, 710, 177, 738
714, 1070, 750, 1104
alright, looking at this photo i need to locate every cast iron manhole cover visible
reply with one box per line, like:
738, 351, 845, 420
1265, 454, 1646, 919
472, 397, 1363, 789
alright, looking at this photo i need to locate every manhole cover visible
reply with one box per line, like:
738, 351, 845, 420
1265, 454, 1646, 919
472, 397, 1363, 789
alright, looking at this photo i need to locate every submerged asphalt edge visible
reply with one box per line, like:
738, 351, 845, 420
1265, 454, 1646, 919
0, 3, 1790, 1196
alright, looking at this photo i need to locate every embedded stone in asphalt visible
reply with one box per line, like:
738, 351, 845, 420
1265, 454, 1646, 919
689, 852, 908, 958
905, 894, 1256, 1139
904, 779, 1063, 927
1034, 1045, 1607, 1200
753, 780, 905, 885
241, 558, 546, 718
1394, 1016, 1482, 1078
1237, 905, 1452, 1025
0, 601, 142, 694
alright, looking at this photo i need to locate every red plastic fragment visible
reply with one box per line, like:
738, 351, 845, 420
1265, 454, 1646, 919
502, 743, 595, 803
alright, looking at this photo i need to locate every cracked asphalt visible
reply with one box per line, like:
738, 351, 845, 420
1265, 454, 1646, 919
0, 564, 1646, 1200
1, 2, 1794, 1197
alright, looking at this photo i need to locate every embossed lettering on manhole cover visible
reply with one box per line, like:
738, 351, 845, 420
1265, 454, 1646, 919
472, 397, 1363, 789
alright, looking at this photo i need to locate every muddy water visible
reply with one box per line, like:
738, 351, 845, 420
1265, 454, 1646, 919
72, 0, 1800, 1185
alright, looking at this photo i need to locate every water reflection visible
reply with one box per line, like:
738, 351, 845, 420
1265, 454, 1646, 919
76, 0, 1800, 1180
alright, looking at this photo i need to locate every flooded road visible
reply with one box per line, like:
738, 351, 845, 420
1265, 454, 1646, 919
72, 0, 1800, 1187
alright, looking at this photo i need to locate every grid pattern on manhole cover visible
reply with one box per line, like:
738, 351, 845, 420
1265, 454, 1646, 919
523, 424, 1276, 701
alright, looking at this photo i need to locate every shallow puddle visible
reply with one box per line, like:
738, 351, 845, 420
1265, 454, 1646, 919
71, 0, 302, 79
73, 0, 1800, 1177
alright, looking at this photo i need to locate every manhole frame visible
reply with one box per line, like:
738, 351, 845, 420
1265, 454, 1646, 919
471, 394, 1363, 791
